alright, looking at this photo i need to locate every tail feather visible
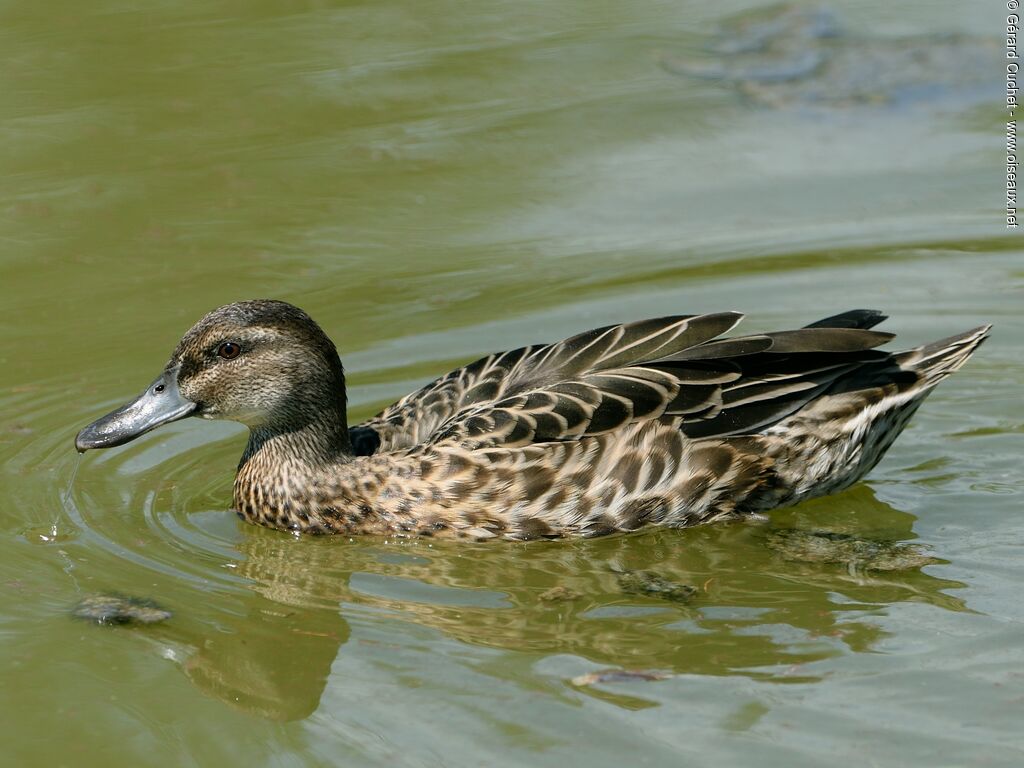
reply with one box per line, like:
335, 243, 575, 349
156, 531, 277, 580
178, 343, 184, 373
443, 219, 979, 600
898, 324, 992, 387
750, 322, 991, 510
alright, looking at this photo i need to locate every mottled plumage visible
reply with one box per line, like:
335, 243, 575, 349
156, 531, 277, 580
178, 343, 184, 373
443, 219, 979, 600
76, 301, 989, 540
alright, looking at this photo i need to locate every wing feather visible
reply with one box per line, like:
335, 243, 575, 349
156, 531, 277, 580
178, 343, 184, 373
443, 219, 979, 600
351, 311, 904, 453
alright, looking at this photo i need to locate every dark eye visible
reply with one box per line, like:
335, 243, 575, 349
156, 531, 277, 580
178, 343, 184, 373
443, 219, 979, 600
217, 342, 241, 360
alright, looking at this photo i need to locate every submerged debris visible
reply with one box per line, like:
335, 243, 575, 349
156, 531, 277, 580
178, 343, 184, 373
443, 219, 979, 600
660, 3, 1000, 110
614, 569, 698, 602
766, 530, 940, 571
538, 585, 582, 602
72, 594, 172, 626
572, 669, 674, 687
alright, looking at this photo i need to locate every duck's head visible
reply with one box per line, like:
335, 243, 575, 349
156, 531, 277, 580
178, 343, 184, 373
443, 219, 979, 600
75, 300, 347, 452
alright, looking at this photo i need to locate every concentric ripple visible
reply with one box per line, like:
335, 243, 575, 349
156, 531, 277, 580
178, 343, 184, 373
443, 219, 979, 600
3, 377, 250, 603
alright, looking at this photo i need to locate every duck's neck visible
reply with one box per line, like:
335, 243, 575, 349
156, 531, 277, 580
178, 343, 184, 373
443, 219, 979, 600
239, 359, 354, 470
241, 410, 353, 471
233, 395, 359, 530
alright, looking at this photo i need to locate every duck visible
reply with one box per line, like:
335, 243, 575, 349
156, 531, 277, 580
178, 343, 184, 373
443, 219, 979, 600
75, 301, 989, 540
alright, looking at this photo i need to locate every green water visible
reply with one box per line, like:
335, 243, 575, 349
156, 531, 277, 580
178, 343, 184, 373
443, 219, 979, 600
2, 1, 1022, 765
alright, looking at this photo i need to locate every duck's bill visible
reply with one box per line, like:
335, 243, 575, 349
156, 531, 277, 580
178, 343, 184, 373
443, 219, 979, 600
75, 369, 196, 452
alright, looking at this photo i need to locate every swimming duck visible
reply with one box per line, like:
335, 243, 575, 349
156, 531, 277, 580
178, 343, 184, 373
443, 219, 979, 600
75, 301, 988, 539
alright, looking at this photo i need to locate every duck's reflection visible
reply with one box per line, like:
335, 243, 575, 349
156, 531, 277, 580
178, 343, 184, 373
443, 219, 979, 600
180, 485, 967, 719
180, 586, 349, 721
